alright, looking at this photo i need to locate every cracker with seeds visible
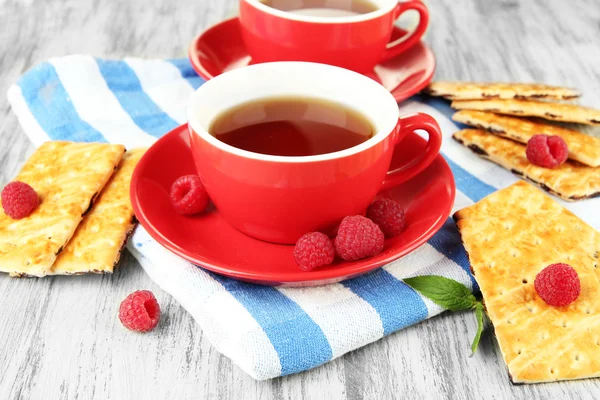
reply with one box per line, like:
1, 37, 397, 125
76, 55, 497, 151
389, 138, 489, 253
453, 129, 600, 201
0, 141, 125, 277
425, 81, 580, 101
452, 110, 600, 167
451, 99, 600, 126
49, 148, 146, 275
453, 181, 600, 383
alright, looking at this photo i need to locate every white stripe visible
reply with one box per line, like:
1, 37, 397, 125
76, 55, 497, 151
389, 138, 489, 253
278, 284, 384, 358
6, 85, 51, 146
453, 189, 473, 213
129, 228, 282, 379
124, 58, 195, 125
399, 101, 499, 178
49, 55, 156, 149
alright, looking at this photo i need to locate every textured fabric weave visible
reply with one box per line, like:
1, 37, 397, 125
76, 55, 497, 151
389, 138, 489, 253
7, 55, 599, 379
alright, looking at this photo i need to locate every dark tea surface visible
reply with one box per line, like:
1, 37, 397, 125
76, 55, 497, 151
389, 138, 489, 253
261, 0, 378, 17
209, 96, 374, 157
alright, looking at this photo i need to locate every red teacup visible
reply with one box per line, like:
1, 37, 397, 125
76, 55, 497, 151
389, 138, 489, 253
187, 62, 441, 244
239, 0, 429, 73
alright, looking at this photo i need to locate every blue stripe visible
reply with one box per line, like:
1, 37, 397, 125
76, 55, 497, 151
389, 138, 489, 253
428, 218, 479, 291
342, 269, 428, 335
96, 59, 179, 137
443, 156, 496, 203
411, 93, 493, 290
167, 58, 205, 90
208, 272, 333, 375
17, 62, 106, 143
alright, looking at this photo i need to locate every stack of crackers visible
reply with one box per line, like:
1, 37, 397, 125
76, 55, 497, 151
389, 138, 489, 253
427, 81, 600, 383
425, 81, 600, 201
0, 141, 146, 277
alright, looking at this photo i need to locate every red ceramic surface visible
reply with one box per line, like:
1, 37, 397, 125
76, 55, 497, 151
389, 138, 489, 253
130, 125, 455, 287
238, 0, 429, 73
189, 113, 441, 244
186, 62, 441, 244
188, 17, 436, 103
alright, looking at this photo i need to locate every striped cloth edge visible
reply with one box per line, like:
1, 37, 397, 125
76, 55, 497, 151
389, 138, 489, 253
6, 55, 599, 380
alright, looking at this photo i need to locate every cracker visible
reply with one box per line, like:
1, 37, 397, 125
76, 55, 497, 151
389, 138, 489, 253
453, 181, 600, 383
49, 148, 146, 275
453, 129, 600, 201
0, 141, 125, 277
452, 110, 600, 167
451, 99, 600, 126
425, 81, 580, 101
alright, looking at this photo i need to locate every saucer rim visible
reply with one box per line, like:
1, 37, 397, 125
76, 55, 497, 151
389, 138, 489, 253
130, 124, 456, 286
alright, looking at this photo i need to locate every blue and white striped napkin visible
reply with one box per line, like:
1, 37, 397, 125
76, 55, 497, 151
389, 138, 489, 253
7, 55, 600, 380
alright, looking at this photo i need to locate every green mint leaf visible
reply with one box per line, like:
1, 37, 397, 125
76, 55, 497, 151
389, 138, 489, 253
470, 302, 485, 355
403, 275, 477, 311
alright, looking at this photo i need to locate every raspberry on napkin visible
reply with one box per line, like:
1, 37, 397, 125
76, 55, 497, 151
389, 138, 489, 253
453, 181, 600, 383
0, 141, 125, 277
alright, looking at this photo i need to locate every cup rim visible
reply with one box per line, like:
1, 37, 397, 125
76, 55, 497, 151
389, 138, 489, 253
187, 62, 399, 164
243, 0, 397, 24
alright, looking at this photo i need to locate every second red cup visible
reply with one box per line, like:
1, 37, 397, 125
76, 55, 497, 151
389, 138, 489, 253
239, 0, 429, 73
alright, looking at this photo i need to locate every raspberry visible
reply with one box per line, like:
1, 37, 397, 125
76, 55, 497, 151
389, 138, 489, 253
526, 134, 568, 168
119, 290, 161, 332
366, 197, 406, 238
534, 263, 580, 307
293, 232, 335, 271
1, 181, 40, 219
334, 215, 384, 261
170, 175, 209, 215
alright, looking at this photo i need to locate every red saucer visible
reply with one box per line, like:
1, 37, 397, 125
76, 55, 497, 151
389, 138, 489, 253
130, 125, 455, 287
188, 17, 436, 103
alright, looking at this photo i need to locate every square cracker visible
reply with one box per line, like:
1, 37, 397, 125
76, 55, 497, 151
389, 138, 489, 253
453, 129, 600, 201
49, 148, 147, 275
425, 81, 580, 101
0, 141, 125, 277
451, 99, 600, 126
453, 181, 600, 383
452, 110, 600, 167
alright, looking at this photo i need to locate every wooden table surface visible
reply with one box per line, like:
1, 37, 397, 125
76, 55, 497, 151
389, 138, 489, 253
1, 0, 600, 398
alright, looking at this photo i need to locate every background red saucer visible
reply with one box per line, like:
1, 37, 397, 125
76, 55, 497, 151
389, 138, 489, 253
188, 17, 436, 103
130, 125, 455, 286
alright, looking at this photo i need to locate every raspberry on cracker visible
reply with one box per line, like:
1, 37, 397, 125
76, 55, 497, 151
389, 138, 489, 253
1, 181, 39, 219
335, 215, 384, 261
534, 263, 580, 307
452, 110, 600, 167
366, 198, 406, 238
452, 129, 600, 201
293, 232, 335, 271
526, 134, 568, 168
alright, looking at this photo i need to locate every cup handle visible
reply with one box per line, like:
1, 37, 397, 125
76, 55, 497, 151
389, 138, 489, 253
380, 113, 442, 191
380, 1, 429, 62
